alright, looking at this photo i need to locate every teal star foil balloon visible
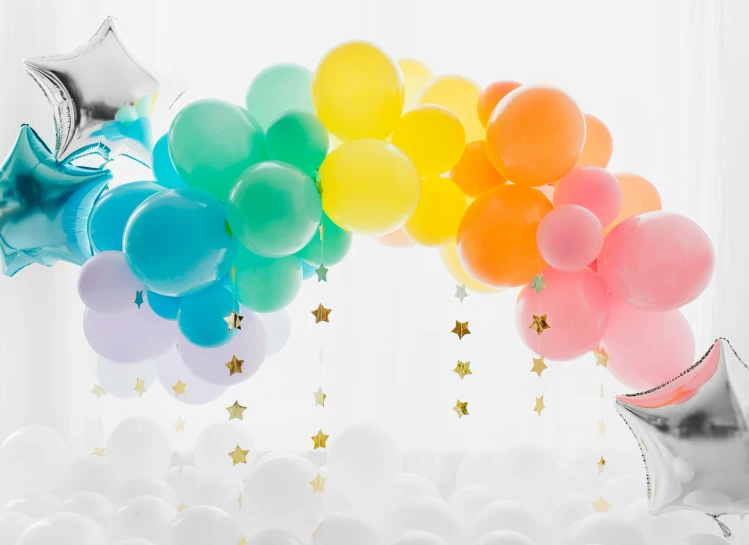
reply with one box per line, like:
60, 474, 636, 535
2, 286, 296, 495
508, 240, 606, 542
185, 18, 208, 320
0, 125, 112, 276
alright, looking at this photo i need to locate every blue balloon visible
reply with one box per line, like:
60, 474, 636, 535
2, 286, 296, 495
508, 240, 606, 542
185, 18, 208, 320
177, 283, 238, 347
301, 259, 316, 280
89, 181, 164, 252
152, 134, 186, 189
123, 188, 235, 297
146, 290, 182, 320
0, 125, 111, 276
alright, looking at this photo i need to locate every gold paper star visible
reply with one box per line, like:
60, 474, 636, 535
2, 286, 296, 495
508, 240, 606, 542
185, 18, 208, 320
91, 384, 107, 399
592, 496, 612, 513
134, 290, 144, 308
310, 473, 327, 494
227, 400, 247, 421
451, 320, 470, 339
177, 502, 188, 512
315, 264, 328, 282
453, 400, 469, 419
313, 387, 327, 407
174, 416, 186, 433
311, 429, 329, 450
238, 535, 247, 545
455, 284, 468, 303
134, 378, 147, 397
531, 356, 547, 377
224, 310, 243, 330
230, 264, 237, 283
225, 355, 244, 376
92, 447, 106, 457
529, 315, 550, 336
311, 304, 331, 323
228, 445, 249, 466
594, 346, 610, 368
530, 274, 546, 294
598, 456, 606, 474
597, 418, 606, 435
534, 396, 545, 416
453, 360, 472, 379
172, 380, 187, 397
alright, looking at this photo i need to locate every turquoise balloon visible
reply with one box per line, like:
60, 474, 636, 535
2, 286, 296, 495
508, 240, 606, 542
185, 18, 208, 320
168, 99, 267, 201
146, 290, 181, 320
245, 64, 314, 130
296, 212, 353, 266
266, 110, 329, 176
301, 259, 316, 280
227, 161, 321, 258
152, 134, 186, 189
235, 246, 302, 313
178, 283, 238, 347
89, 181, 164, 252
123, 188, 234, 297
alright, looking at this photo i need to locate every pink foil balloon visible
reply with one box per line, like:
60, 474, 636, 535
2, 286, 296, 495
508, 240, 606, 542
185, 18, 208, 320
553, 167, 622, 227
77, 251, 143, 314
515, 268, 611, 361
598, 211, 715, 311
601, 299, 695, 390
536, 205, 603, 271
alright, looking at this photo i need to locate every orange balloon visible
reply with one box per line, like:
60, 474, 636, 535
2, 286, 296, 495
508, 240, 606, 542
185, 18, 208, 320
450, 141, 507, 198
576, 114, 613, 168
376, 228, 416, 248
477, 80, 522, 127
457, 184, 553, 287
486, 86, 585, 187
605, 173, 662, 234
439, 241, 500, 294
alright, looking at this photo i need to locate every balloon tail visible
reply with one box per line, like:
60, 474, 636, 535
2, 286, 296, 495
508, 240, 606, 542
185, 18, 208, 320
708, 514, 733, 539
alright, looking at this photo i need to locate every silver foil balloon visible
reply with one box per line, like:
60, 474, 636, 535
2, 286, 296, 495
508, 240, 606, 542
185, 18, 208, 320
23, 16, 185, 166
616, 338, 749, 538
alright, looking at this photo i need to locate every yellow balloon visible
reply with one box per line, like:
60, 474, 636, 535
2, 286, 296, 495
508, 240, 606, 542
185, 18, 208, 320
391, 105, 466, 177
319, 139, 420, 236
398, 58, 432, 108
404, 176, 467, 247
312, 42, 404, 141
439, 240, 500, 294
414, 75, 484, 142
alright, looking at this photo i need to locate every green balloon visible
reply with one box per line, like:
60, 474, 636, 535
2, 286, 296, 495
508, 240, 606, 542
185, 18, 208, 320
245, 64, 314, 130
266, 110, 329, 177
296, 213, 352, 266
169, 99, 267, 202
235, 245, 302, 313
227, 161, 322, 258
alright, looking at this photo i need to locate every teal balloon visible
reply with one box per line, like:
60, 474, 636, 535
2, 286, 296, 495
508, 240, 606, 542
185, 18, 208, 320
245, 64, 314, 130
89, 181, 164, 252
235, 246, 302, 313
178, 283, 238, 347
146, 290, 181, 320
227, 161, 321, 258
123, 188, 234, 297
301, 260, 316, 280
152, 134, 186, 189
168, 99, 267, 201
266, 110, 329, 177
296, 213, 352, 266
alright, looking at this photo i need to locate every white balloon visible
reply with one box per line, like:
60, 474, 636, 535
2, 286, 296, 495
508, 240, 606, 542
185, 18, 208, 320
471, 501, 553, 545
97, 357, 158, 399
600, 475, 646, 513
471, 530, 536, 545
194, 423, 256, 481
677, 535, 732, 545
550, 493, 593, 532
115, 540, 157, 545
313, 512, 382, 545
0, 425, 69, 496
246, 528, 305, 545
259, 310, 292, 356
60, 491, 114, 532
107, 417, 172, 483
393, 474, 441, 503
492, 444, 560, 510
386, 496, 461, 545
112, 495, 177, 543
17, 512, 108, 545
193, 476, 239, 507
447, 486, 497, 530
562, 513, 646, 545
55, 456, 119, 501
116, 477, 180, 507
389, 530, 448, 545
624, 499, 706, 545
456, 451, 500, 490
557, 461, 594, 498
402, 451, 445, 489
4, 492, 62, 518
0, 512, 35, 544
164, 465, 202, 507
169, 505, 243, 545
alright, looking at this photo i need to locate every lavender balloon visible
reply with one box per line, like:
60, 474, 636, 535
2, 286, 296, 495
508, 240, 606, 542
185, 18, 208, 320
84, 301, 177, 363
156, 346, 228, 404
259, 309, 291, 356
179, 308, 266, 386
97, 357, 158, 399
77, 251, 143, 314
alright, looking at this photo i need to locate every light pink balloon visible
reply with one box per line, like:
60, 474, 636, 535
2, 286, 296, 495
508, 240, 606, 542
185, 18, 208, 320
598, 211, 715, 311
515, 268, 611, 361
536, 205, 603, 271
78, 251, 143, 314
554, 166, 622, 227
601, 299, 695, 390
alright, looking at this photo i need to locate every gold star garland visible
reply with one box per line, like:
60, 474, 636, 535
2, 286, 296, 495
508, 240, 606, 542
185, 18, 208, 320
452, 278, 471, 417
529, 268, 547, 418
595, 345, 609, 503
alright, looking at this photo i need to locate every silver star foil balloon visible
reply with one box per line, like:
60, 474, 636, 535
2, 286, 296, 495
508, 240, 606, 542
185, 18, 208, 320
22, 16, 185, 166
616, 338, 749, 537
0, 125, 112, 276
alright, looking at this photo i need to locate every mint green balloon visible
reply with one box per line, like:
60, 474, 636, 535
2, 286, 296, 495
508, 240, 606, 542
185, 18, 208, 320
266, 110, 329, 176
296, 213, 352, 266
168, 99, 267, 201
245, 64, 314, 130
235, 245, 302, 312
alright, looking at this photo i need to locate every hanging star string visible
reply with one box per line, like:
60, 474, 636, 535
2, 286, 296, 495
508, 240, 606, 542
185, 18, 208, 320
311, 303, 331, 323
315, 264, 328, 282
311, 429, 329, 450
171, 380, 187, 397
226, 355, 244, 376
224, 310, 243, 331
177, 502, 188, 513
134, 377, 147, 397
597, 418, 606, 435
529, 315, 550, 336
310, 473, 326, 494
174, 416, 186, 433
598, 456, 606, 474
227, 400, 247, 421
453, 400, 469, 419
453, 360, 472, 380
313, 387, 327, 407
455, 284, 468, 303
91, 384, 107, 399
451, 320, 470, 340
134, 290, 144, 308
593, 346, 609, 367
531, 356, 547, 377
228, 445, 249, 466
530, 274, 546, 294
592, 497, 612, 513
534, 396, 545, 416
92, 447, 106, 457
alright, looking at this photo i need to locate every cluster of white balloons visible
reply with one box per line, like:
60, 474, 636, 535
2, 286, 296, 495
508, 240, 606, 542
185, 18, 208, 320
0, 421, 733, 545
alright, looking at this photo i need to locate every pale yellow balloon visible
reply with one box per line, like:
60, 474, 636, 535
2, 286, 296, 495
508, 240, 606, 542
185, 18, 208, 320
398, 58, 432, 108
312, 41, 404, 141
404, 177, 467, 247
391, 105, 466, 177
329, 135, 342, 151
439, 240, 500, 294
414, 75, 484, 142
319, 139, 420, 236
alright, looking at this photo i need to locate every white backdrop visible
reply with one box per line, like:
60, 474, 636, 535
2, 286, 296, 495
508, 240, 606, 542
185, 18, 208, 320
0, 0, 742, 480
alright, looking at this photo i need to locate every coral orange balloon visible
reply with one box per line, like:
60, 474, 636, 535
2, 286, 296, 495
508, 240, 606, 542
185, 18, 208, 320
477, 81, 521, 127
450, 141, 507, 198
485, 86, 585, 187
576, 114, 613, 168
439, 241, 500, 294
376, 228, 415, 248
457, 185, 553, 287
605, 173, 662, 234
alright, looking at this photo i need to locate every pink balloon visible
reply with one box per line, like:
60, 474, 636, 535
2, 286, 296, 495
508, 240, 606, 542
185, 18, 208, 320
598, 211, 714, 311
78, 251, 143, 314
601, 299, 695, 390
536, 205, 603, 271
554, 167, 622, 227
516, 268, 611, 361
